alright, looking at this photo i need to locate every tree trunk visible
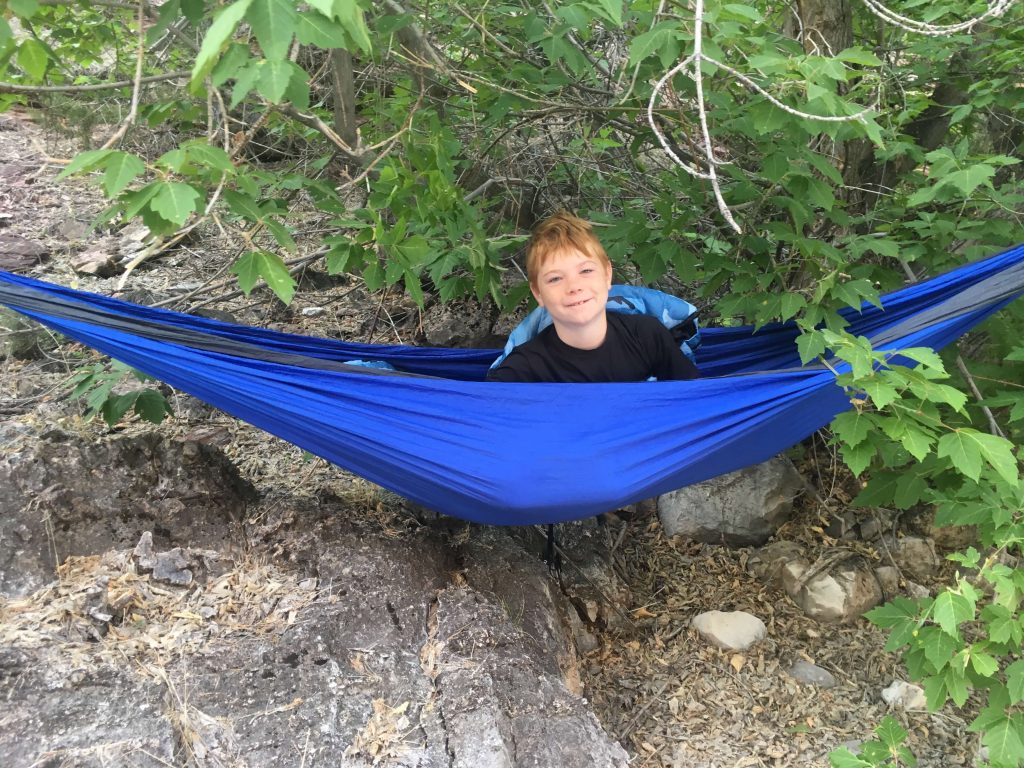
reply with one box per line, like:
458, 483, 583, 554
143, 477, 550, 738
330, 48, 359, 151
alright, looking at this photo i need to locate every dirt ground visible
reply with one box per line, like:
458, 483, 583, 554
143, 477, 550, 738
0, 108, 980, 767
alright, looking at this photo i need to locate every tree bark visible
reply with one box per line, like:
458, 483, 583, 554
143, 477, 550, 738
330, 49, 359, 151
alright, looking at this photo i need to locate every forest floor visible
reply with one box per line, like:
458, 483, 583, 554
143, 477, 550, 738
0, 108, 981, 768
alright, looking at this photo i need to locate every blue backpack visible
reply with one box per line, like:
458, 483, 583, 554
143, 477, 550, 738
489, 285, 701, 369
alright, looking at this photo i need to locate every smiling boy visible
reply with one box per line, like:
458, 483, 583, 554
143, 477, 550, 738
487, 212, 699, 383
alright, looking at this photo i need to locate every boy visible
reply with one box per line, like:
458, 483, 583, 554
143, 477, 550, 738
487, 212, 699, 383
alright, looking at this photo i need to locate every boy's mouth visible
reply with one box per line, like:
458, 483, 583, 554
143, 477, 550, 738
566, 298, 591, 307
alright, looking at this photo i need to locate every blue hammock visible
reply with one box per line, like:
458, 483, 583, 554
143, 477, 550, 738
2, 243, 1023, 525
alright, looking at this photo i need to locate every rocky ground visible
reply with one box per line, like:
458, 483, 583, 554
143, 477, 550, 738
0, 108, 983, 767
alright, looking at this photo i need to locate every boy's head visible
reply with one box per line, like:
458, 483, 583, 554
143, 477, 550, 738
526, 211, 611, 289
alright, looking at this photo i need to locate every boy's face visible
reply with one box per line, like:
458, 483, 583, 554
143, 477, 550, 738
531, 247, 612, 332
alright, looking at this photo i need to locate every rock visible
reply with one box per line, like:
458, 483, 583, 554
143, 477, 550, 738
0, 655, 176, 767
0, 232, 48, 271
70, 249, 118, 277
420, 298, 498, 347
690, 610, 767, 651
858, 509, 897, 541
825, 510, 858, 540
890, 536, 939, 581
133, 533, 194, 586
0, 307, 46, 359
788, 659, 837, 688
881, 680, 927, 710
783, 559, 883, 623
747, 540, 805, 589
905, 581, 931, 599
874, 565, 900, 600
658, 456, 805, 546
0, 431, 256, 597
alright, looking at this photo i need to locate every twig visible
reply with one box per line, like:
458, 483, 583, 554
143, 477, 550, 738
97, 0, 147, 151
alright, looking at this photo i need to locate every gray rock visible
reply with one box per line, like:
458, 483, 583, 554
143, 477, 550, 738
691, 610, 767, 651
783, 559, 883, 623
891, 536, 939, 581
858, 509, 897, 541
420, 298, 498, 347
0, 232, 48, 271
0, 651, 175, 767
874, 565, 900, 600
788, 659, 837, 688
1, 307, 47, 359
747, 540, 805, 589
0, 431, 256, 597
905, 580, 931, 599
658, 456, 805, 546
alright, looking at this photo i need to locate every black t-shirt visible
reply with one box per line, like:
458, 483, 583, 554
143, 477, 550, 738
486, 312, 699, 383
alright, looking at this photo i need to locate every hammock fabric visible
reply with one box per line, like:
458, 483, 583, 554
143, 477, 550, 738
2, 244, 1023, 526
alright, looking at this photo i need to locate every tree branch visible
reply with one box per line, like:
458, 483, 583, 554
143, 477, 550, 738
0, 70, 191, 95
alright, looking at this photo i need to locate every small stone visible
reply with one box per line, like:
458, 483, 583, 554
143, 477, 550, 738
905, 581, 931, 599
71, 251, 118, 277
152, 549, 193, 586
788, 660, 837, 688
881, 680, 927, 710
690, 610, 767, 651
301, 307, 325, 317
132, 531, 157, 571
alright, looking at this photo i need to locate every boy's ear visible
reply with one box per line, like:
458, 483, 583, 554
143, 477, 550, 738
530, 283, 545, 307
605, 262, 613, 288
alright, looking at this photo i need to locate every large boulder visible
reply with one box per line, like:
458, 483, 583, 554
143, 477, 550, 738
0, 430, 256, 597
658, 456, 805, 546
1, 488, 628, 767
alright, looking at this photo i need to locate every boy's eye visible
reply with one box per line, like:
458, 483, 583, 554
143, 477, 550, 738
546, 275, 561, 284
581, 267, 594, 274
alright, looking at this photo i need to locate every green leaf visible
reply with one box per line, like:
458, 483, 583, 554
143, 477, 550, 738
192, 0, 254, 90
150, 182, 201, 226
941, 163, 995, 197
56, 149, 115, 180
134, 389, 172, 424
983, 716, 1024, 766
256, 59, 296, 103
937, 431, 983, 481
628, 24, 680, 67
921, 628, 958, 671
247, 0, 298, 60
970, 431, 1020, 486
16, 38, 48, 81
222, 190, 264, 221
8, 0, 40, 18
796, 332, 826, 365
586, 0, 623, 26
295, 11, 348, 47
841, 440, 874, 477
832, 409, 874, 448
971, 651, 999, 679
874, 716, 908, 750
103, 152, 145, 197
893, 474, 928, 509
232, 250, 296, 304
828, 748, 871, 768
185, 143, 235, 173
721, 3, 763, 22
835, 46, 883, 67
931, 591, 974, 637
333, 0, 372, 53
1006, 660, 1024, 703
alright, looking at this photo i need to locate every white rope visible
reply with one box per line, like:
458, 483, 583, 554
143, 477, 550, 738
648, 0, 1019, 233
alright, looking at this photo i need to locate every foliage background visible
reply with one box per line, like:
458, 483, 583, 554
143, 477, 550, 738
1, 0, 1023, 764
